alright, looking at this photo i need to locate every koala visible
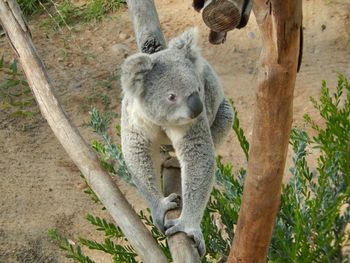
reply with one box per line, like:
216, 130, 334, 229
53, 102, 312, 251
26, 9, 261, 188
120, 28, 233, 256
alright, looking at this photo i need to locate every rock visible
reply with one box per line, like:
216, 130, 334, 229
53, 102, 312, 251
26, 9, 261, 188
119, 32, 129, 40
125, 36, 136, 44
111, 43, 130, 56
321, 24, 326, 31
77, 182, 88, 190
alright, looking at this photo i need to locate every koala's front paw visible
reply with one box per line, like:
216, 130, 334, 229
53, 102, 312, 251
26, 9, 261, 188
165, 218, 205, 257
152, 193, 180, 233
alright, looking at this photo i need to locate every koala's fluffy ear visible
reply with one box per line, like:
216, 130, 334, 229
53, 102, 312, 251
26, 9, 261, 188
121, 53, 153, 97
168, 28, 200, 64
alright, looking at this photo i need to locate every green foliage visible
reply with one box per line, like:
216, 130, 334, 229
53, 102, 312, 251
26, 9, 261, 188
79, 238, 137, 263
229, 99, 249, 160
51, 75, 350, 262
307, 76, 350, 187
88, 107, 113, 136
17, 0, 49, 15
82, 0, 106, 23
83, 0, 126, 22
0, 57, 38, 122
269, 75, 350, 262
89, 108, 132, 184
51, 0, 82, 28
78, 173, 104, 207
138, 210, 172, 260
48, 229, 96, 263
86, 214, 124, 238
103, 0, 127, 12
50, 212, 171, 263
39, 0, 126, 30
201, 158, 246, 262
50, 215, 138, 263
16, 0, 126, 30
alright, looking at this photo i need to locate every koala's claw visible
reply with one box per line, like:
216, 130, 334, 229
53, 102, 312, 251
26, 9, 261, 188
165, 218, 206, 257
164, 193, 180, 206
152, 193, 180, 233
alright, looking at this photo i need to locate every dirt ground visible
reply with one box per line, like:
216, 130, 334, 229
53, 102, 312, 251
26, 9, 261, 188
0, 0, 349, 262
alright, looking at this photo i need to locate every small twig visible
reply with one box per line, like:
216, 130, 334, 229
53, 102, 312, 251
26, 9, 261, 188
48, 0, 73, 31
38, 0, 62, 31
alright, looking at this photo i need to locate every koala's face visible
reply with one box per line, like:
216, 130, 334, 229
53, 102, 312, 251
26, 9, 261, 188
121, 29, 204, 126
140, 53, 203, 126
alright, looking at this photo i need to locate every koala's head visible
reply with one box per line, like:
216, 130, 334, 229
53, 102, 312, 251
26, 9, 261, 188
121, 28, 204, 126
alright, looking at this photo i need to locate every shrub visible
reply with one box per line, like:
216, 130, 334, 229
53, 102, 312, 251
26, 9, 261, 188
17, 0, 49, 15
0, 57, 39, 128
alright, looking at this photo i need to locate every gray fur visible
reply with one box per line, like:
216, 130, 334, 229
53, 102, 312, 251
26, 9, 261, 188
120, 28, 233, 257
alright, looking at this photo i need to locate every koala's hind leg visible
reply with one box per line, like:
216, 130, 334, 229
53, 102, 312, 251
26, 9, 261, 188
210, 98, 234, 149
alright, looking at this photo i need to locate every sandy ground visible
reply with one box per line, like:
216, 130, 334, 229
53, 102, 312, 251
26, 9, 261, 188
0, 0, 349, 262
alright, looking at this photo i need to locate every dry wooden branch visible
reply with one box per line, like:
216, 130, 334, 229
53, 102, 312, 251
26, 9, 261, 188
0, 1, 168, 262
228, 1, 302, 262
202, 0, 245, 32
126, 0, 202, 261
126, 0, 166, 53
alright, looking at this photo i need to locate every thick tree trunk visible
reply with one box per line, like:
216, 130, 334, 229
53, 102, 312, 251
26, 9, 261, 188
228, 1, 302, 262
0, 1, 168, 262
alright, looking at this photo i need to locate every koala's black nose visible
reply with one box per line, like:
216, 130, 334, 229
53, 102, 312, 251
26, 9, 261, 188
187, 92, 203, 119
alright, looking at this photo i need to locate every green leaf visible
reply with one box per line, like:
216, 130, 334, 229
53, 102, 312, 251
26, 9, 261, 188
229, 99, 249, 160
9, 59, 18, 74
86, 214, 124, 238
48, 229, 96, 263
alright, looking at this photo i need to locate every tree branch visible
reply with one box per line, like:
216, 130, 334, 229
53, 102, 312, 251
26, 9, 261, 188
0, 1, 168, 262
126, 0, 166, 53
228, 1, 302, 262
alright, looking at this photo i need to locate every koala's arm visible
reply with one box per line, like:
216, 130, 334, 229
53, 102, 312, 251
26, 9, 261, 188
165, 116, 215, 256
210, 98, 233, 149
201, 60, 233, 149
121, 125, 179, 232
178, 118, 215, 222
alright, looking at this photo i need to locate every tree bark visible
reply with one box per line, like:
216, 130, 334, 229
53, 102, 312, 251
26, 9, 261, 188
126, 0, 166, 53
126, 0, 202, 261
228, 1, 302, 262
0, 1, 168, 262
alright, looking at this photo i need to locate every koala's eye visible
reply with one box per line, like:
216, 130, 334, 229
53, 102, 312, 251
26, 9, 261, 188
167, 93, 177, 102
